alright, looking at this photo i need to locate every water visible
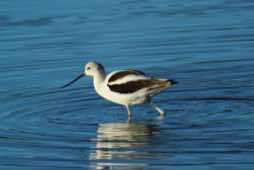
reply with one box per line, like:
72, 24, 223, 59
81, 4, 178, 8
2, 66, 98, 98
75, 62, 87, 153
1, 0, 254, 169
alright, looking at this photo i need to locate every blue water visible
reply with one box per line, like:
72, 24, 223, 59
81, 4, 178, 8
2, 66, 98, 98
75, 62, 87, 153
1, 0, 254, 169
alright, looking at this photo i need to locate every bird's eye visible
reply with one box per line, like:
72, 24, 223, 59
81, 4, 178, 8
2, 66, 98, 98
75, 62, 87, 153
87, 67, 91, 70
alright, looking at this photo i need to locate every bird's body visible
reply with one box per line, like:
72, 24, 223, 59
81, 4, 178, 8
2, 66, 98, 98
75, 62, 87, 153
62, 62, 177, 117
94, 70, 172, 105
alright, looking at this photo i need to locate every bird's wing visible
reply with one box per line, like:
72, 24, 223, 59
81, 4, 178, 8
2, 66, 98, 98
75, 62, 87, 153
107, 70, 173, 94
107, 70, 147, 86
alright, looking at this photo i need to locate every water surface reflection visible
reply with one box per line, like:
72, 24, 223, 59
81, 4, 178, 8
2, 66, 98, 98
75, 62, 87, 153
90, 122, 160, 170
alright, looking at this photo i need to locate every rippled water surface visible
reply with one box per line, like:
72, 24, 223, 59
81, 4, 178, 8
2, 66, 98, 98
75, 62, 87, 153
1, 0, 254, 169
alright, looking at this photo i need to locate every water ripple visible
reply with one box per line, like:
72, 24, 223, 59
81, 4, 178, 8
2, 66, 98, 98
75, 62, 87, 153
1, 0, 254, 169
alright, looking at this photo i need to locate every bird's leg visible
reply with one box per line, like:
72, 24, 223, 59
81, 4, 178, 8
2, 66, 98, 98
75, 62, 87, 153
125, 105, 133, 117
149, 100, 165, 116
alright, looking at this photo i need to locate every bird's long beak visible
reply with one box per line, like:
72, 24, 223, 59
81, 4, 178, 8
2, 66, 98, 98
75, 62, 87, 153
62, 73, 85, 88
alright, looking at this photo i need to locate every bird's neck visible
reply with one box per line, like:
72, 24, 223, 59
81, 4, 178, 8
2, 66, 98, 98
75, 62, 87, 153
93, 71, 106, 89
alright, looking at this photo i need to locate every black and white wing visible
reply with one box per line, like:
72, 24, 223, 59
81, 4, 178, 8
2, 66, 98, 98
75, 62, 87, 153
107, 70, 176, 94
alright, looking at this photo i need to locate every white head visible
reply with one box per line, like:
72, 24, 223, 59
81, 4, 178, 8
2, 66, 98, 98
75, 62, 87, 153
62, 61, 105, 88
84, 61, 105, 77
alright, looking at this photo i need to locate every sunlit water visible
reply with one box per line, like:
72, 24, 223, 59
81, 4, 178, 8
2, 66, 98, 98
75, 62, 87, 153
1, 0, 254, 169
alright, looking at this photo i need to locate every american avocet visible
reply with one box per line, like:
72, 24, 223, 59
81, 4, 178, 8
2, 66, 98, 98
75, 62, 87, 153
62, 61, 177, 117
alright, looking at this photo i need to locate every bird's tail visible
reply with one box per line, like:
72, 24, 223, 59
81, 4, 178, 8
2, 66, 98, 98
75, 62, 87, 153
165, 79, 178, 86
147, 79, 178, 96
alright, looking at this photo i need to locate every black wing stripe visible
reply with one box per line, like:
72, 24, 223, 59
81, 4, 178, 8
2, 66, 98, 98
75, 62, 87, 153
108, 79, 169, 94
108, 70, 145, 83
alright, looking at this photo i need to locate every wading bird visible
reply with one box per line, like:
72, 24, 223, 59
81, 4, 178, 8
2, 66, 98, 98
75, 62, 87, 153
62, 61, 177, 117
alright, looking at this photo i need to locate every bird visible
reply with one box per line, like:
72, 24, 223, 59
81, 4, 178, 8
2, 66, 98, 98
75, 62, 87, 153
62, 61, 177, 117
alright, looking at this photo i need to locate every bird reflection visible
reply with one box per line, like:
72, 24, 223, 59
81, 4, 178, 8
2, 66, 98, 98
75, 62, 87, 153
90, 122, 159, 170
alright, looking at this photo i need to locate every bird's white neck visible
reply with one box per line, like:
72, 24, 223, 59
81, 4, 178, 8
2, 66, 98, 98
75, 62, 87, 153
93, 71, 106, 90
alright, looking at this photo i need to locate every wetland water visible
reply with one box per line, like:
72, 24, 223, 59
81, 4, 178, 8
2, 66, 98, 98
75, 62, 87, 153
0, 0, 254, 169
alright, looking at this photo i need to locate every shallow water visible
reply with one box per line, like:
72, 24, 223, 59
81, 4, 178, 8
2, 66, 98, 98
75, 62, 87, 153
1, 0, 254, 169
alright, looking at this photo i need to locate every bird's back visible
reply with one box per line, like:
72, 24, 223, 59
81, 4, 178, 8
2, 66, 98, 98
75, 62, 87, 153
106, 70, 176, 95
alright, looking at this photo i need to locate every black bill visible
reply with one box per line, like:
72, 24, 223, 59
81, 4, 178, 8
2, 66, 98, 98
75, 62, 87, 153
62, 73, 84, 88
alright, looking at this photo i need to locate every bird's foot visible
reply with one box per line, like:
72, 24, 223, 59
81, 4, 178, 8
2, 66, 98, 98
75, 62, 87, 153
150, 103, 166, 116
127, 115, 132, 123
156, 107, 165, 116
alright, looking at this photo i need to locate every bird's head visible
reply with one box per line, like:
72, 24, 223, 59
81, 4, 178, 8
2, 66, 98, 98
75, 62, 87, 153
84, 61, 105, 77
62, 61, 105, 88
